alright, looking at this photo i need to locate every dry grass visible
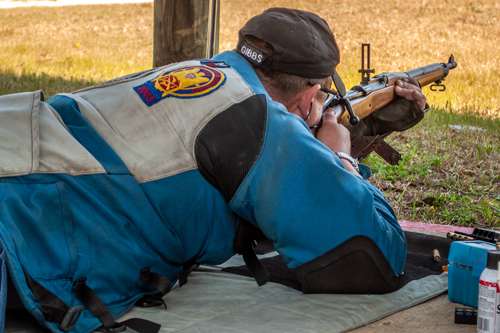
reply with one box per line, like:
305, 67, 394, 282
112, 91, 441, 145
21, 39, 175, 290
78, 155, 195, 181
219, 0, 500, 119
1, 0, 499, 117
0, 0, 499, 227
0, 3, 154, 95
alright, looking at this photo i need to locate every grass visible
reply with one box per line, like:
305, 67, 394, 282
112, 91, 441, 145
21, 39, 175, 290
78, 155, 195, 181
365, 108, 500, 227
0, 0, 499, 227
218, 0, 500, 120
0, 3, 153, 96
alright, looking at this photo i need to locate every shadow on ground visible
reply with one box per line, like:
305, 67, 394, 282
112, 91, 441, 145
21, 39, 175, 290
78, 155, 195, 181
1, 70, 95, 98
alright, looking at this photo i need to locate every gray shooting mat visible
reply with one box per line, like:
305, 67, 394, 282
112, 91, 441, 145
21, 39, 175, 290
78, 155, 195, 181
119, 263, 447, 333
4, 252, 447, 333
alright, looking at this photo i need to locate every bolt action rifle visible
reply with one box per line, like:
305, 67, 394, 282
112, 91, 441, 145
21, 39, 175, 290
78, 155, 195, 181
326, 44, 458, 165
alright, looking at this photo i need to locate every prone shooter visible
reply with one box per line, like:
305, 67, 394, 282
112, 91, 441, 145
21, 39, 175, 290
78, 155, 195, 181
0, 7, 456, 333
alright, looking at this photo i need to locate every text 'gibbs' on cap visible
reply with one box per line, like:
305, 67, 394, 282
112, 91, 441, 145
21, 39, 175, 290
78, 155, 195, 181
236, 7, 345, 93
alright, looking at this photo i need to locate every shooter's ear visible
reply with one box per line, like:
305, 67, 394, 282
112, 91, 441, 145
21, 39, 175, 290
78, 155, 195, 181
297, 84, 320, 120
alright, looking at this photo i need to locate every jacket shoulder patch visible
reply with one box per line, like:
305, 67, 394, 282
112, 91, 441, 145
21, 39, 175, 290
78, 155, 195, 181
134, 65, 226, 106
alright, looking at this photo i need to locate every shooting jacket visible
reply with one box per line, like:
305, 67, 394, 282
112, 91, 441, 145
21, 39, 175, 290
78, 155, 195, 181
0, 51, 407, 333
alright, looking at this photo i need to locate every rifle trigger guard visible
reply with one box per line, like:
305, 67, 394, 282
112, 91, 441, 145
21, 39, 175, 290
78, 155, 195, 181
339, 97, 359, 126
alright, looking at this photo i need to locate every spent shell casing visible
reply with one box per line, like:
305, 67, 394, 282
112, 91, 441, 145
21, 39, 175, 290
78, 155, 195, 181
433, 249, 441, 262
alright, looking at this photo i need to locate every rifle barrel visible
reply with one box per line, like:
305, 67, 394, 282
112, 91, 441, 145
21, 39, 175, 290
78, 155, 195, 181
336, 55, 457, 126
406, 63, 445, 87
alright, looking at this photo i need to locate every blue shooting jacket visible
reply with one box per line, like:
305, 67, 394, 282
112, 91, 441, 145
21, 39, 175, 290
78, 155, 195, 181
0, 52, 406, 333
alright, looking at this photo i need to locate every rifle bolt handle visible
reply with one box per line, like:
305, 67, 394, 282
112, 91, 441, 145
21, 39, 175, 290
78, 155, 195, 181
349, 115, 360, 126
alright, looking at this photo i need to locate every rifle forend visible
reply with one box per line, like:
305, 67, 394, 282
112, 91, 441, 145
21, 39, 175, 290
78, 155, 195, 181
332, 55, 458, 126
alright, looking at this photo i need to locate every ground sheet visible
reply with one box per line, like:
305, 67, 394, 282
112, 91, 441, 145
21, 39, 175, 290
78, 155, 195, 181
4, 226, 457, 333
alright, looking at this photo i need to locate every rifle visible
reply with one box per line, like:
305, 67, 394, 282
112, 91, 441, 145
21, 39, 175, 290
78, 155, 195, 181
326, 44, 458, 165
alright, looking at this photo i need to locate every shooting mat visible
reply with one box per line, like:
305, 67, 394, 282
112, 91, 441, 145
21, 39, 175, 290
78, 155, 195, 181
4, 230, 451, 333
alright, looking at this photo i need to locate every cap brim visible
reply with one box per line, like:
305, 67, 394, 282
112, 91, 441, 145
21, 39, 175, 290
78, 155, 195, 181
332, 70, 346, 97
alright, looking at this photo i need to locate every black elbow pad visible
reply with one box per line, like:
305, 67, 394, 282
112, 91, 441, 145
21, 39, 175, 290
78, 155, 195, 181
293, 236, 401, 294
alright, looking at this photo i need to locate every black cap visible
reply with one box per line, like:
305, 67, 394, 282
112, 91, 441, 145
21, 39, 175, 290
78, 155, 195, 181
237, 8, 346, 96
487, 250, 500, 270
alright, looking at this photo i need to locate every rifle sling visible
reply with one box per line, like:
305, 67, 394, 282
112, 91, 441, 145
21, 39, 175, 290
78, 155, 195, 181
375, 141, 402, 165
351, 135, 402, 165
351, 135, 381, 159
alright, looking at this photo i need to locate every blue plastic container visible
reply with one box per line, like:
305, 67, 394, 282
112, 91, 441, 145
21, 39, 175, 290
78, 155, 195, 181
448, 241, 496, 308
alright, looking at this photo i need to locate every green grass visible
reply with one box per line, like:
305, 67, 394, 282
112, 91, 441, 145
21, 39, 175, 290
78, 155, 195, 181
364, 106, 500, 227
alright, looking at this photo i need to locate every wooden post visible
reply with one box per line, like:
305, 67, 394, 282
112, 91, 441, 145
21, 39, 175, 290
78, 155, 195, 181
153, 0, 215, 67
206, 0, 220, 59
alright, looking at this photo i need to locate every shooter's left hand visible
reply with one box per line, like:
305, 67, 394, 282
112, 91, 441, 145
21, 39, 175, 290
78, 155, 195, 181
395, 77, 427, 110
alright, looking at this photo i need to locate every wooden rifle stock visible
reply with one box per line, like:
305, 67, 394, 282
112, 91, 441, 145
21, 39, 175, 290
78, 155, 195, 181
331, 55, 458, 126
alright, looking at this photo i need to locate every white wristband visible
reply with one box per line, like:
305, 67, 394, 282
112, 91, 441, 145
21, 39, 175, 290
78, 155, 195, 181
334, 152, 359, 173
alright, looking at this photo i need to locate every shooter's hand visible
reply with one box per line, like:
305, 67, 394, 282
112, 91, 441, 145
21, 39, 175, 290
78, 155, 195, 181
395, 77, 427, 110
315, 109, 351, 153
316, 108, 360, 175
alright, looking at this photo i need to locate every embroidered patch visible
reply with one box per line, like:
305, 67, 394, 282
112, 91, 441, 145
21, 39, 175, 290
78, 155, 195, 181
133, 66, 226, 106
200, 60, 230, 68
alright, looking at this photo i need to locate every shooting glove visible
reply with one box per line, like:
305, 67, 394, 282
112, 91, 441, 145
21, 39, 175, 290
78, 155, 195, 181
347, 98, 427, 164
348, 97, 425, 141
